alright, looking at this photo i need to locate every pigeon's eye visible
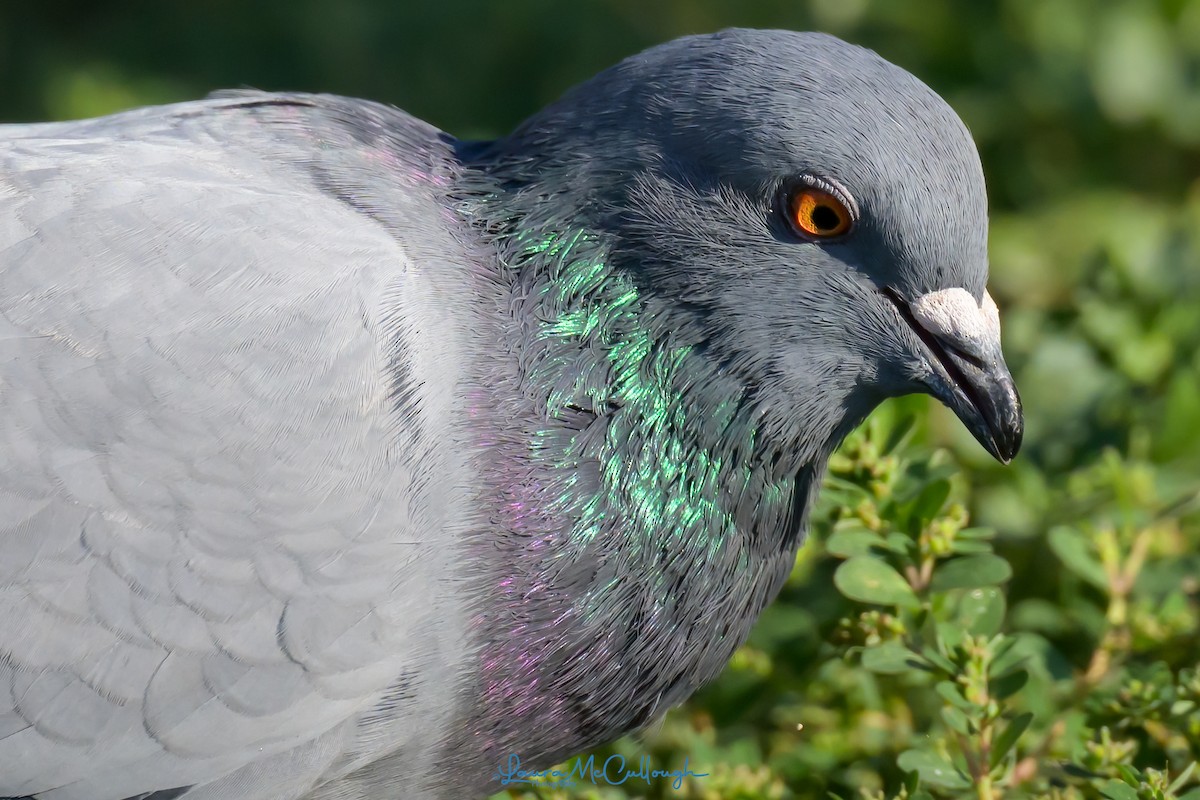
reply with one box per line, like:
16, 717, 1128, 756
786, 185, 854, 240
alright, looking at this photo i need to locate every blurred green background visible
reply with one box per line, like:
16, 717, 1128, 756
3, 1, 1198, 798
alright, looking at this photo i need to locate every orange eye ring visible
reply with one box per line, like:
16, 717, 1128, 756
787, 184, 854, 240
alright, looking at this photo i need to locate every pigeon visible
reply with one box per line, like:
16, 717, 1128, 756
0, 28, 1022, 800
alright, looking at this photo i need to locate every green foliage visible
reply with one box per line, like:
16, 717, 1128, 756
4, 2, 1197, 798
496, 408, 1199, 800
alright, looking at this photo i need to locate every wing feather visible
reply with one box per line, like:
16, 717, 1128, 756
0, 94, 478, 799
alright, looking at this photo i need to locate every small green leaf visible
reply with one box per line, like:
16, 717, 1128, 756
992, 668, 1028, 700
825, 527, 882, 558
861, 641, 922, 674
903, 764, 921, 795
921, 646, 957, 674
822, 476, 873, 503
834, 556, 918, 606
1169, 761, 1197, 793
1099, 779, 1139, 800
1048, 526, 1109, 589
929, 554, 1013, 591
989, 712, 1032, 768
897, 750, 971, 790
910, 479, 952, 524
1114, 765, 1140, 786
936, 680, 977, 712
1061, 763, 1103, 779
941, 705, 974, 736
905, 460, 959, 486
884, 532, 915, 556
883, 413, 917, 454
1170, 699, 1197, 716
955, 527, 995, 540
948, 539, 994, 555
988, 636, 1025, 676
936, 620, 965, 651
957, 587, 1006, 637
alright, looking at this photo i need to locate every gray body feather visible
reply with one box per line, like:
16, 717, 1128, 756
0, 96, 488, 799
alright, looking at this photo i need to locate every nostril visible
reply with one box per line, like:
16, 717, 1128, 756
940, 338, 986, 370
882, 286, 987, 369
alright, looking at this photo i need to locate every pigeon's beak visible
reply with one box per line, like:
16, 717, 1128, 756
885, 287, 1023, 464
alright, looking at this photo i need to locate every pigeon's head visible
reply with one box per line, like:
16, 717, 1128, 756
500, 28, 1023, 463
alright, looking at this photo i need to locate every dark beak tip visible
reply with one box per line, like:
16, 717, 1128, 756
942, 368, 1023, 465
990, 400, 1024, 465
995, 438, 1018, 465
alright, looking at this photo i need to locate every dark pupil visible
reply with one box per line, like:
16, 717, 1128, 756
811, 203, 841, 232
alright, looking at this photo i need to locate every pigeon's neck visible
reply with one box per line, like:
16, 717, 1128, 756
499, 223, 815, 548
456, 198, 852, 768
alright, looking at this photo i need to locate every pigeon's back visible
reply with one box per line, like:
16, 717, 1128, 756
0, 94, 488, 799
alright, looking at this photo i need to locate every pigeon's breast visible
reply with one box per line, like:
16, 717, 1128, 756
447, 398, 815, 785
